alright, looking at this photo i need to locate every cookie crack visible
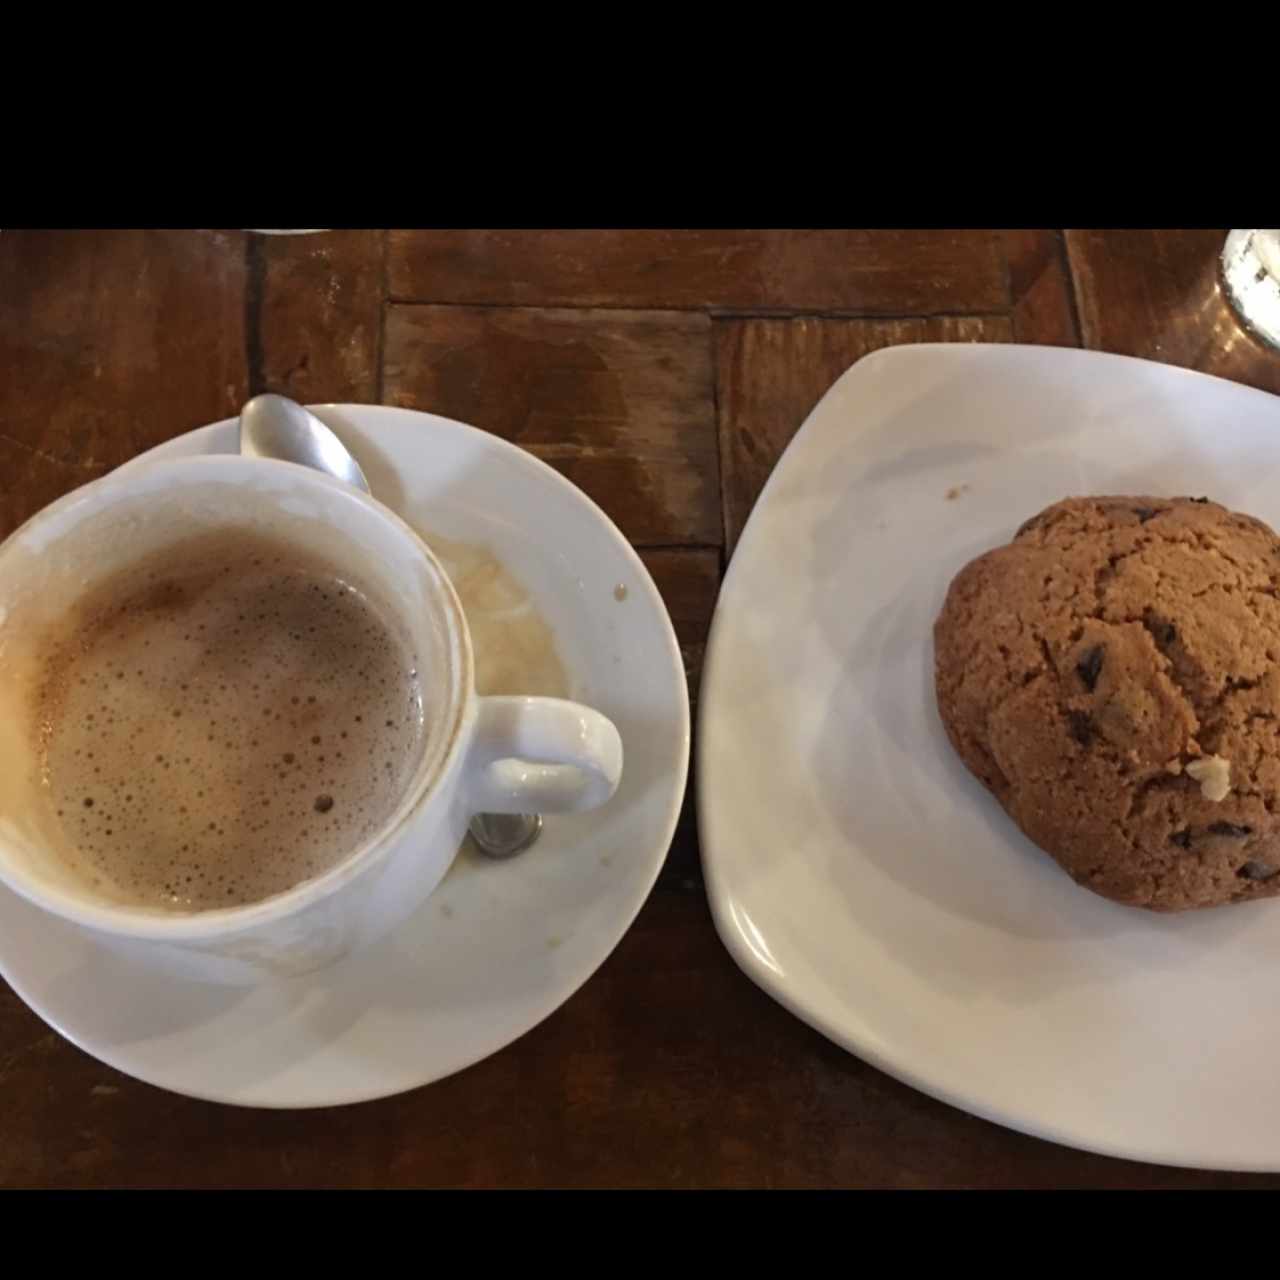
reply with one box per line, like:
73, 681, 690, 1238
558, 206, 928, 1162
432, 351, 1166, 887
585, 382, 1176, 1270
1190, 530, 1252, 579
1091, 541, 1152, 610
1069, 611, 1204, 753
987, 668, 1048, 725
1122, 771, 1188, 825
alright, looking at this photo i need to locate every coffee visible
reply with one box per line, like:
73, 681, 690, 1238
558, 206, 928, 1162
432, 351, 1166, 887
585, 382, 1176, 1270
35, 532, 425, 911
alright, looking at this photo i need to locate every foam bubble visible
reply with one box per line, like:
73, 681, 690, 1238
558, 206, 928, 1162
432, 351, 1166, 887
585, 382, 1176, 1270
37, 533, 425, 911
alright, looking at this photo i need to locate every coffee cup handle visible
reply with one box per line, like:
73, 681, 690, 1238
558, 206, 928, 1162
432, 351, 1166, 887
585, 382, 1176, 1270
465, 696, 623, 815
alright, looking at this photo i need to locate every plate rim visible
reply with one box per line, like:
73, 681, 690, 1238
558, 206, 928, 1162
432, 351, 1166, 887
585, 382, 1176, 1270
697, 342, 1280, 1171
0, 403, 691, 1108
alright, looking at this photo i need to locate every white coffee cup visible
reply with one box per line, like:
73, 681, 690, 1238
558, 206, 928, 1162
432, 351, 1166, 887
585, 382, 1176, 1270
0, 455, 623, 984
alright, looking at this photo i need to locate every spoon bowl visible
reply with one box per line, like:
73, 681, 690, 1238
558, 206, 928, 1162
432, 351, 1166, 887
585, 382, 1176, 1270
240, 394, 372, 494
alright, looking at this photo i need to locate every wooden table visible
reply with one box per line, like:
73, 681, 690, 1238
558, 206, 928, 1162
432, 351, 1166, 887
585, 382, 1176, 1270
2, 229, 1279, 1188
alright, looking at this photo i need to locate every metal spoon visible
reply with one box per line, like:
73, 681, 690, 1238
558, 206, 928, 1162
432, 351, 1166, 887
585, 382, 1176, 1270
238, 393, 544, 859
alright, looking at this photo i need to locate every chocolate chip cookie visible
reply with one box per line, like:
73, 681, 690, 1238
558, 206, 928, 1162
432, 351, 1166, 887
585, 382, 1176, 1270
934, 496, 1280, 911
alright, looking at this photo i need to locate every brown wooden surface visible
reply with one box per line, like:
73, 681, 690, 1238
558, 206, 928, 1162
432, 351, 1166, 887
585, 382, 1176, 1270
2, 229, 1279, 1188
387, 229, 1010, 313
383, 304, 719, 546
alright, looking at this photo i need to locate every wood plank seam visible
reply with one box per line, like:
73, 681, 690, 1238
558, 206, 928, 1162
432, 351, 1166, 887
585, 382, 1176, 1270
1052, 230, 1084, 345
703, 321, 728, 565
630, 543, 722, 553
244, 233, 267, 398
375, 231, 390, 405
384, 296, 1015, 321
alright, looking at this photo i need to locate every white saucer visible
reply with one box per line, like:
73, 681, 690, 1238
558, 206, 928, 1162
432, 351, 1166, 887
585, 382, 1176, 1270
0, 406, 689, 1108
699, 344, 1280, 1171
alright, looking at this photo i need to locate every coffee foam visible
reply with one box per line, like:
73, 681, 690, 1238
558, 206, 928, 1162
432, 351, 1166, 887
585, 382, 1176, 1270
35, 531, 425, 911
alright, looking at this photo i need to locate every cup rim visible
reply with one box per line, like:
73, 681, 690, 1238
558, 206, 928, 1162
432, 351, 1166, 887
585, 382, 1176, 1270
0, 454, 474, 942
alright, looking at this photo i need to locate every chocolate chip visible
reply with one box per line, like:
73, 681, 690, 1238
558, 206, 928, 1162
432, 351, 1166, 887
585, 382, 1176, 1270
1209, 821, 1253, 838
1189, 496, 1210, 504
314, 794, 334, 813
1076, 645, 1104, 692
1170, 829, 1193, 850
1134, 507, 1158, 523
1066, 710, 1093, 747
1238, 860, 1277, 881
1148, 618, 1177, 648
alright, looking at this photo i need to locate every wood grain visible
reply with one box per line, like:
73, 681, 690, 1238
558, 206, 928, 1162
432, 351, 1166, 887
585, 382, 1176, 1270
639, 545, 721, 718
383, 305, 720, 546
639, 548, 721, 887
251, 230, 384, 403
639, 547, 720, 650
0, 229, 249, 536
1066, 229, 1280, 394
1002, 229, 1080, 347
3, 886, 1275, 1189
388, 230, 1010, 315
715, 314, 1015, 551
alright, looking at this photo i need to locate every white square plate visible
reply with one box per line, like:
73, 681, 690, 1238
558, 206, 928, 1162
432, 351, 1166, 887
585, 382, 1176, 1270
698, 343, 1280, 1170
